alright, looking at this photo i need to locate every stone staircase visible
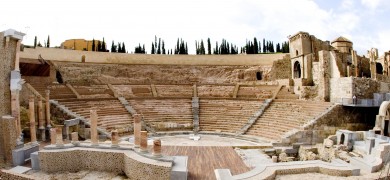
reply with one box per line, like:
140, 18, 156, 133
118, 97, 155, 134
236, 99, 272, 135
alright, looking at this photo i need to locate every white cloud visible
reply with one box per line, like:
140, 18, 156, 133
361, 0, 382, 9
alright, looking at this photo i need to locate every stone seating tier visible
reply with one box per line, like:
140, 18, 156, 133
155, 85, 193, 97
199, 99, 264, 134
129, 99, 193, 131
57, 99, 133, 131
246, 99, 333, 140
236, 85, 278, 99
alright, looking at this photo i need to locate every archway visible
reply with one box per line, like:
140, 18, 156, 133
293, 61, 301, 78
376, 63, 383, 74
340, 133, 345, 145
256, 72, 262, 80
56, 70, 64, 84
375, 101, 390, 136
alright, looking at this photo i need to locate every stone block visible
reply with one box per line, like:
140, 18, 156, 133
171, 156, 188, 180
324, 138, 334, 148
8, 166, 31, 174
30, 152, 40, 170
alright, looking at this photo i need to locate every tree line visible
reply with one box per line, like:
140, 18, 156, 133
33, 35, 290, 55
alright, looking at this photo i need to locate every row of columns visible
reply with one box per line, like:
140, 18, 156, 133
61, 111, 162, 156
28, 92, 51, 144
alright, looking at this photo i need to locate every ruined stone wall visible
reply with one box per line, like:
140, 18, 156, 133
55, 62, 274, 85
39, 148, 172, 179
330, 77, 353, 102
269, 55, 291, 80
352, 78, 379, 99
21, 47, 287, 66
286, 105, 376, 144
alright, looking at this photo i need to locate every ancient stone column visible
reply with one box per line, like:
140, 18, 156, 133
153, 139, 162, 157
29, 95, 37, 144
111, 130, 119, 147
37, 95, 45, 141
140, 131, 148, 153
71, 132, 79, 146
50, 128, 56, 145
45, 90, 51, 128
55, 125, 64, 147
90, 110, 99, 146
133, 114, 141, 148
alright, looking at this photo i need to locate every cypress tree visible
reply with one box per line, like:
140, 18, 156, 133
47, 35, 50, 48
207, 38, 211, 55
97, 41, 102, 52
111, 41, 116, 52
200, 40, 205, 55
162, 41, 166, 54
34, 36, 37, 48
92, 38, 96, 51
151, 42, 155, 54
157, 38, 161, 54
253, 37, 258, 54
122, 42, 126, 53
262, 38, 266, 53
102, 38, 106, 52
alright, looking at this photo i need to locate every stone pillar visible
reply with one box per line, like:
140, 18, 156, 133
55, 125, 64, 147
50, 128, 56, 145
37, 95, 45, 141
140, 131, 148, 153
71, 132, 79, 146
64, 125, 70, 140
14, 40, 21, 71
90, 110, 99, 146
29, 95, 37, 144
0, 116, 18, 164
111, 130, 119, 147
45, 90, 51, 128
11, 91, 19, 136
133, 114, 141, 148
153, 139, 162, 157
272, 156, 278, 163
347, 66, 351, 77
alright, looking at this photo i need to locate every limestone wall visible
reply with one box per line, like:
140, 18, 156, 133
39, 148, 172, 179
269, 56, 291, 80
21, 47, 287, 66
55, 62, 274, 84
330, 77, 353, 102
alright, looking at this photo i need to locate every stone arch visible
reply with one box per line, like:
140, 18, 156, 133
293, 61, 301, 78
374, 101, 390, 135
376, 63, 383, 74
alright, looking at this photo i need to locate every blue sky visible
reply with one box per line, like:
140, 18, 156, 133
1, 0, 390, 55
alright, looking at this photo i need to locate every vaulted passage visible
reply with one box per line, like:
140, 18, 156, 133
293, 61, 301, 78
376, 63, 383, 74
